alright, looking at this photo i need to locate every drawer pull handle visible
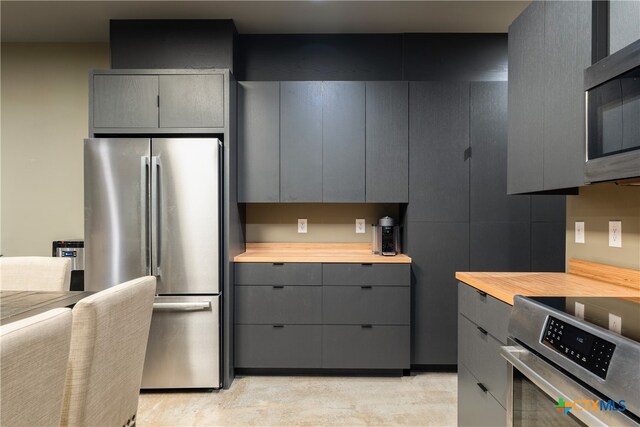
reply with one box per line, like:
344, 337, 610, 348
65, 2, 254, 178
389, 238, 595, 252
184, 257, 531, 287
477, 326, 488, 335
477, 383, 488, 393
361, 285, 373, 289
361, 324, 373, 328
476, 290, 487, 297
361, 263, 373, 266
273, 285, 284, 289
273, 262, 284, 266
273, 324, 284, 328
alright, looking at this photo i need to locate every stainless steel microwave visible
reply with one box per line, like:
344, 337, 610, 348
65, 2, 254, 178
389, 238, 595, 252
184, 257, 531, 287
584, 38, 640, 183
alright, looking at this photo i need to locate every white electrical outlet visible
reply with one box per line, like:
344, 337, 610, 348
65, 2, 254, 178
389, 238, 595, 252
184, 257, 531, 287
355, 219, 366, 234
575, 221, 585, 244
609, 313, 622, 334
609, 221, 622, 248
575, 302, 585, 319
297, 218, 308, 234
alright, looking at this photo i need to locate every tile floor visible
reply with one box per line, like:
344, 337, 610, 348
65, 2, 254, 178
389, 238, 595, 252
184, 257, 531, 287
137, 372, 457, 426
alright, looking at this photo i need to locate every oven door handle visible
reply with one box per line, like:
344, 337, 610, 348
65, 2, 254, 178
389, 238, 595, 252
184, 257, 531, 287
501, 345, 634, 427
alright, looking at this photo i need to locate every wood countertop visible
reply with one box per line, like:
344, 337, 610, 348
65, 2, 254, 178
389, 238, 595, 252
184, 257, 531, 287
455, 260, 640, 305
234, 243, 412, 264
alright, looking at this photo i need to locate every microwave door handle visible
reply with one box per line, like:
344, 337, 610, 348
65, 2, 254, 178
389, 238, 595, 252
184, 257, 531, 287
151, 156, 160, 277
501, 346, 610, 427
140, 156, 151, 275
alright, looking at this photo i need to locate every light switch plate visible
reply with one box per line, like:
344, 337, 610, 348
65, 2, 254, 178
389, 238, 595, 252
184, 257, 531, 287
297, 218, 308, 234
609, 313, 622, 334
575, 221, 585, 244
575, 302, 585, 319
355, 219, 366, 234
609, 221, 622, 248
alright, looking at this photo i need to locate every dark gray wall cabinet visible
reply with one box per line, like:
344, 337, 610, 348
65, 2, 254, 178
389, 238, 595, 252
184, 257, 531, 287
507, 1, 591, 193
609, 1, 640, 54
159, 74, 224, 128
93, 75, 159, 129
234, 262, 410, 370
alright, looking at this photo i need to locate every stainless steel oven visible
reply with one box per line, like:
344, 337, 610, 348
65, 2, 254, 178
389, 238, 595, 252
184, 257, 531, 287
502, 296, 640, 426
585, 38, 640, 183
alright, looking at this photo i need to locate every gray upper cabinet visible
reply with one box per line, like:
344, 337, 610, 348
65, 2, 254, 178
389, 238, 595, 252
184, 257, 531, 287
322, 81, 366, 202
507, 1, 590, 193
93, 75, 159, 128
159, 74, 224, 128
238, 82, 280, 202
610, 0, 640, 54
408, 81, 469, 222
280, 82, 323, 202
366, 81, 409, 202
507, 1, 545, 194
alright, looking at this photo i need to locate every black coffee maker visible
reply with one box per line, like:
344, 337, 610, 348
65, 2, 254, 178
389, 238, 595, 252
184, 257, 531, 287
372, 216, 401, 256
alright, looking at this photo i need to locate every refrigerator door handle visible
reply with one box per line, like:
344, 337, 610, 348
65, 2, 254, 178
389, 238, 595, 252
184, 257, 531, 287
150, 156, 160, 277
152, 301, 211, 311
140, 156, 150, 275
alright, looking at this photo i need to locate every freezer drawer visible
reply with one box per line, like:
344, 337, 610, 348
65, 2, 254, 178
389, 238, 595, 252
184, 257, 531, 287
141, 295, 220, 389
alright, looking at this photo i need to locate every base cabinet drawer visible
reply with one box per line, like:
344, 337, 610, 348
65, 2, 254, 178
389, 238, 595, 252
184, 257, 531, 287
235, 325, 322, 368
458, 282, 511, 343
323, 286, 410, 325
322, 325, 410, 369
458, 363, 507, 427
235, 286, 322, 324
323, 264, 410, 286
235, 263, 322, 286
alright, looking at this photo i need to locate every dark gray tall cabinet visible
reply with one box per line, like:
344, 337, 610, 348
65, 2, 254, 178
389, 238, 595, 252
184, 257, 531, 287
610, 0, 640, 54
507, 1, 591, 194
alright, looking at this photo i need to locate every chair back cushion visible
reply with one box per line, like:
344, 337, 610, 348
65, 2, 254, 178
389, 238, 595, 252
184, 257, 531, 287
0, 257, 72, 291
61, 276, 156, 427
1, 308, 73, 427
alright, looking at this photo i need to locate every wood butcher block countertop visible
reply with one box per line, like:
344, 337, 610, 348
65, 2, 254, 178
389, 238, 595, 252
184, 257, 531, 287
234, 243, 412, 263
456, 259, 640, 305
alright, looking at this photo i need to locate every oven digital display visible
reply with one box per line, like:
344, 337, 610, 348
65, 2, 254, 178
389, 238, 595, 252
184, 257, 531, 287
542, 316, 616, 379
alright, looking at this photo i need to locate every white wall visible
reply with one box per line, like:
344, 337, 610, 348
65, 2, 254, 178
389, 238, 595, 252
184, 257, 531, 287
1, 43, 109, 256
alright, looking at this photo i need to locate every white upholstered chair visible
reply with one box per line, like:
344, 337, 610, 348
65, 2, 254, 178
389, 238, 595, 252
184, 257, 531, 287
1, 308, 73, 427
61, 276, 156, 427
0, 256, 72, 291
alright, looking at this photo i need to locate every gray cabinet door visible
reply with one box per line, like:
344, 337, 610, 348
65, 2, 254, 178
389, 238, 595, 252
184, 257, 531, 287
470, 222, 531, 273
235, 263, 322, 286
365, 81, 409, 202
235, 325, 322, 368
507, 1, 545, 194
542, 1, 589, 190
458, 364, 507, 427
322, 81, 366, 202
610, 0, 640, 54
322, 286, 410, 325
408, 82, 469, 222
235, 285, 322, 324
322, 264, 410, 286
159, 74, 224, 128
93, 75, 158, 128
238, 82, 280, 202
280, 82, 323, 202
471, 82, 530, 222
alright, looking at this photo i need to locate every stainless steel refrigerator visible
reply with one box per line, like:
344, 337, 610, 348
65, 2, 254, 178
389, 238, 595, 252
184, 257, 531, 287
84, 137, 221, 389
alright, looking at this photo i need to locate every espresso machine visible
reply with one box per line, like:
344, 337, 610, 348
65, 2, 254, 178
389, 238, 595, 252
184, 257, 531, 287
372, 216, 401, 256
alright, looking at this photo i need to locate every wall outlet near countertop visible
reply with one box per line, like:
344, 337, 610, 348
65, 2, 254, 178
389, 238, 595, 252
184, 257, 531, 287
355, 219, 366, 234
575, 302, 585, 319
609, 313, 622, 334
575, 221, 585, 244
609, 221, 622, 248
297, 218, 308, 234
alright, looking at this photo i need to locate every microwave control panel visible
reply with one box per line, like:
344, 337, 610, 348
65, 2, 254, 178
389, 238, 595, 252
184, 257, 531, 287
542, 316, 616, 379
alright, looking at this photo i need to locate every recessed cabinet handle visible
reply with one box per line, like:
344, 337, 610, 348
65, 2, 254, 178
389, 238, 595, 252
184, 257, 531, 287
477, 383, 488, 393
273, 285, 284, 289
477, 326, 488, 335
476, 290, 487, 297
361, 285, 373, 289
361, 324, 373, 328
273, 262, 284, 266
361, 263, 373, 267
273, 324, 284, 328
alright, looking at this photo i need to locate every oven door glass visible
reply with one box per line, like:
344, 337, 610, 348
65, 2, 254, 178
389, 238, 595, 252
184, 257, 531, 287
512, 367, 586, 427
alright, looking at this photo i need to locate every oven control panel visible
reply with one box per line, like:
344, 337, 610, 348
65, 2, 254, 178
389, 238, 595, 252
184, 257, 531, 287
542, 316, 616, 379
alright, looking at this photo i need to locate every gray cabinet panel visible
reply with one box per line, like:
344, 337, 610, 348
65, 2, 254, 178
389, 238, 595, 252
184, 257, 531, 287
159, 74, 224, 128
408, 82, 469, 222
531, 222, 566, 272
235, 286, 322, 324
610, 0, 640, 54
543, 1, 588, 190
322, 81, 366, 202
322, 264, 410, 286
235, 325, 322, 368
531, 195, 566, 222
470, 222, 531, 272
322, 325, 410, 369
322, 286, 410, 325
507, 1, 545, 194
365, 81, 409, 202
458, 282, 511, 344
93, 75, 158, 128
238, 82, 280, 202
406, 222, 469, 365
458, 364, 507, 427
235, 263, 322, 286
471, 82, 530, 222
280, 82, 323, 202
